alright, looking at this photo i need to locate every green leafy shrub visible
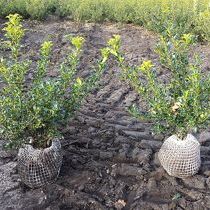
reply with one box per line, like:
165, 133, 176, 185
25, 0, 57, 20
0, 14, 111, 149
108, 34, 210, 138
0, 0, 57, 19
0, 0, 27, 17
194, 10, 210, 42
56, 0, 210, 41
57, 0, 107, 22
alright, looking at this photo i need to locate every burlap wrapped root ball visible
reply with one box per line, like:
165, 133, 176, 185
17, 139, 63, 188
158, 134, 201, 178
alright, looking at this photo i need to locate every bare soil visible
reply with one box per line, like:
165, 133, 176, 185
1, 18, 210, 210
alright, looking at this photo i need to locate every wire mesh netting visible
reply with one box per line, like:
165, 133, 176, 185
158, 134, 201, 178
17, 138, 63, 188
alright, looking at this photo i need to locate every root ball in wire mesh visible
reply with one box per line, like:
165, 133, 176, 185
158, 134, 201, 178
17, 139, 63, 188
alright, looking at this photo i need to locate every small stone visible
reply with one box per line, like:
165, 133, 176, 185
114, 199, 126, 210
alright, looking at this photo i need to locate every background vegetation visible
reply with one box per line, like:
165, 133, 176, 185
0, 0, 210, 41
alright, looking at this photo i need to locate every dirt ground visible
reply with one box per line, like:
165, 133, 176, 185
1, 17, 210, 210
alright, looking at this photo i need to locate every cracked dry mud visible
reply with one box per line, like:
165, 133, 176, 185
1, 18, 210, 210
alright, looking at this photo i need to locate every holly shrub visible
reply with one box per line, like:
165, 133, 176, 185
0, 14, 111, 148
108, 34, 210, 138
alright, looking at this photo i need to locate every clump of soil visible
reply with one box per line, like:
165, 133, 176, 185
1, 18, 210, 210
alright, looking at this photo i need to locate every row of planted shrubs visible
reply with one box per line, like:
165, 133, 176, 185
1, 14, 209, 185
2, 14, 209, 149
0, 13, 209, 188
1, 0, 210, 41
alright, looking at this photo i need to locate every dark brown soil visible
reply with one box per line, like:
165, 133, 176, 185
1, 18, 210, 210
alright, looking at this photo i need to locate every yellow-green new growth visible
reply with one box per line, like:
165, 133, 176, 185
71, 36, 85, 50
181, 33, 194, 45
41, 41, 53, 57
108, 35, 121, 52
3, 14, 25, 59
76, 77, 82, 86
3, 14, 25, 42
139, 60, 154, 73
101, 47, 110, 64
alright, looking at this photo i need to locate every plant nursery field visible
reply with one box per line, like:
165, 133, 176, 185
1, 17, 210, 210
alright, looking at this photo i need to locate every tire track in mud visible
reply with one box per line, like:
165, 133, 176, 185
1, 19, 210, 210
